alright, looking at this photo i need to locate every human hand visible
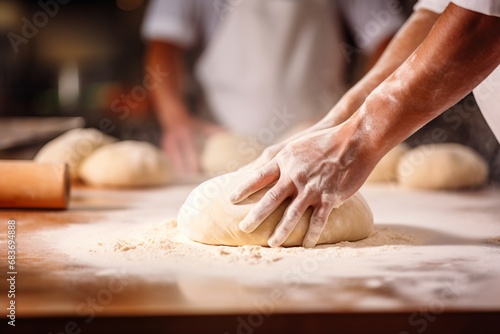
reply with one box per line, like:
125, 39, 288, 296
230, 119, 378, 248
162, 118, 222, 175
240, 119, 331, 171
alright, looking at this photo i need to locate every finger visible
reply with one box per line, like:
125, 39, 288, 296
302, 203, 335, 248
229, 161, 280, 203
165, 136, 185, 174
268, 196, 310, 248
247, 146, 281, 171
239, 180, 292, 233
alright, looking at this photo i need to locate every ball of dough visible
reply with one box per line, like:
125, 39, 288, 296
34, 128, 116, 180
201, 132, 263, 175
178, 172, 373, 247
366, 143, 410, 183
79, 141, 172, 188
397, 143, 488, 190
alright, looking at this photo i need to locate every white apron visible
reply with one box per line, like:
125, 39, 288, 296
195, 0, 345, 138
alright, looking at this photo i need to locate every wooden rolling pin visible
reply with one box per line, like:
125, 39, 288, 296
0, 160, 70, 209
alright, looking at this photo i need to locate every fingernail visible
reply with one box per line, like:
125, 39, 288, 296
229, 193, 238, 203
268, 237, 280, 248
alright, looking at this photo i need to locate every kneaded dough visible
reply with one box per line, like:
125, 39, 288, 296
178, 172, 373, 247
34, 128, 116, 180
79, 141, 172, 188
201, 132, 263, 175
366, 143, 410, 183
397, 143, 488, 190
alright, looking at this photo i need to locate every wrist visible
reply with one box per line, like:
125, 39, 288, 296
341, 102, 389, 165
320, 86, 371, 128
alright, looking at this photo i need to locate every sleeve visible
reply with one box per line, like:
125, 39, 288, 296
414, 0, 500, 17
451, 0, 500, 17
413, 0, 450, 14
141, 0, 197, 48
338, 0, 406, 55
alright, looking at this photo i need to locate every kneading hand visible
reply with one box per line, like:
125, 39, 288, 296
229, 120, 378, 248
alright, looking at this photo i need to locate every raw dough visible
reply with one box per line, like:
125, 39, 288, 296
366, 143, 410, 183
178, 172, 373, 247
34, 128, 116, 180
79, 141, 172, 188
201, 132, 263, 175
397, 143, 488, 190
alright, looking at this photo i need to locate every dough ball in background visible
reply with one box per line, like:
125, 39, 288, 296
79, 141, 172, 188
34, 128, 116, 180
366, 143, 410, 183
178, 172, 373, 247
201, 132, 264, 176
397, 143, 488, 190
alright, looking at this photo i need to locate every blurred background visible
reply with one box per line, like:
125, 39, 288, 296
0, 0, 499, 182
0, 0, 155, 141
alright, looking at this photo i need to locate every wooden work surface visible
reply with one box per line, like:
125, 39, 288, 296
1, 182, 500, 333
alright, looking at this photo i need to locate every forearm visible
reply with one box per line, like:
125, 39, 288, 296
355, 3, 500, 157
146, 41, 191, 130
320, 9, 439, 128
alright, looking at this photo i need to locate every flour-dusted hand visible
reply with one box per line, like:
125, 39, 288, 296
233, 3, 500, 248
230, 118, 379, 248
240, 111, 347, 172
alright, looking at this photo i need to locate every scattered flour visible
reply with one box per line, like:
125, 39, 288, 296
40, 219, 423, 282
106, 221, 420, 261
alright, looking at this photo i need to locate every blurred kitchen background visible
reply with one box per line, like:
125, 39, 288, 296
0, 0, 499, 182
0, 0, 155, 141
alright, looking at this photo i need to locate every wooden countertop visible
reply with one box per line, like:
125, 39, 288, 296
1, 182, 500, 333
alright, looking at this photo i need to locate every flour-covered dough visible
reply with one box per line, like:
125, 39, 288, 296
79, 141, 172, 188
178, 172, 373, 247
34, 128, 116, 179
366, 143, 410, 183
201, 132, 263, 175
397, 143, 488, 189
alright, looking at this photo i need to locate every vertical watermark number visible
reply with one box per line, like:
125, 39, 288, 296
6, 219, 17, 327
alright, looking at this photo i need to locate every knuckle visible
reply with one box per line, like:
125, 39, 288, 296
266, 189, 281, 203
286, 206, 302, 220
311, 214, 328, 228
256, 168, 268, 180
278, 223, 293, 237
262, 148, 274, 159
294, 171, 308, 185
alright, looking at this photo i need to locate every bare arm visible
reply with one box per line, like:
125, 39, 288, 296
147, 40, 190, 130
146, 41, 220, 174
248, 9, 439, 169
231, 4, 500, 248
320, 8, 440, 127
360, 3, 500, 156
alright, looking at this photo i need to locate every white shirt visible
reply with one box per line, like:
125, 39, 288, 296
414, 0, 500, 143
142, 0, 405, 54
142, 0, 219, 48
141, 0, 405, 136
